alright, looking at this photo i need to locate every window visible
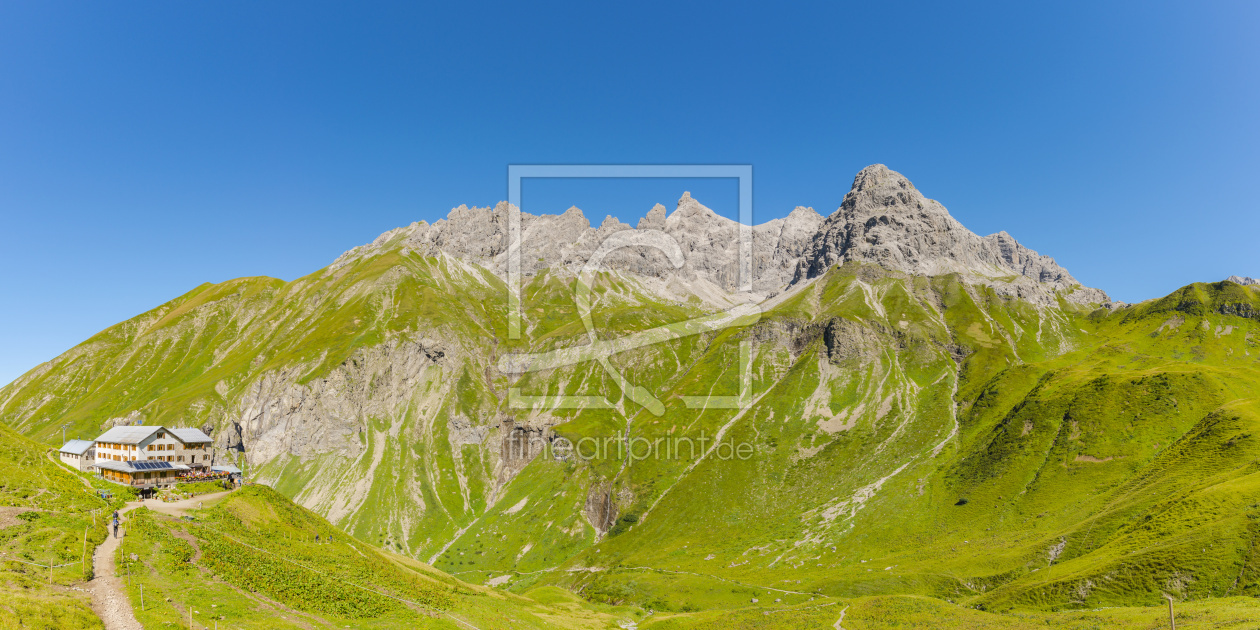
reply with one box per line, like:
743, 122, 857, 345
147, 445, 153, 451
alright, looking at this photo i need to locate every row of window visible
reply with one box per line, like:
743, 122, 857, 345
102, 454, 201, 463
149, 455, 196, 462
98, 441, 207, 451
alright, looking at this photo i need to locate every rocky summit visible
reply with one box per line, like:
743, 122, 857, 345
795, 165, 1109, 305
3, 165, 1259, 619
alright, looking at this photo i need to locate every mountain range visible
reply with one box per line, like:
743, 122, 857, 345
2, 165, 1258, 619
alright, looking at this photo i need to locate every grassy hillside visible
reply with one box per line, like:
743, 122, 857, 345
0, 421, 120, 629
638, 594, 1260, 629
118, 484, 635, 629
533, 276, 1260, 610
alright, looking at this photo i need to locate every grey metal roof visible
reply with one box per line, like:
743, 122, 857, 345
211, 465, 242, 474
94, 460, 138, 473
59, 439, 95, 455
168, 428, 212, 444
94, 425, 211, 445
95, 425, 161, 444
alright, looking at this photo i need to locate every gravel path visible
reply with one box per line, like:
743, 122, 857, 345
88, 517, 142, 630
87, 490, 235, 629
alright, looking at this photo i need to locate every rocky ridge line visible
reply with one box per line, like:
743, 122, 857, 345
333, 165, 1110, 306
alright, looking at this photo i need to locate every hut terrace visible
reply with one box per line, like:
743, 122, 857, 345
96, 459, 188, 487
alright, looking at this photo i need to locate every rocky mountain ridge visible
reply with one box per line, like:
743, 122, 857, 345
1228, 275, 1259, 286
335, 165, 1109, 306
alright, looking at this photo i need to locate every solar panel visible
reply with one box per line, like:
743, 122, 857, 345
132, 461, 173, 471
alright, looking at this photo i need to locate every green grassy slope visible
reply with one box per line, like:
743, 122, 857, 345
0, 421, 122, 629
640, 594, 1260, 629
118, 484, 633, 629
532, 276, 1260, 613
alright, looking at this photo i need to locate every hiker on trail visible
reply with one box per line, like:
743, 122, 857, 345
315, 534, 320, 543
112, 514, 119, 538
198, 501, 203, 510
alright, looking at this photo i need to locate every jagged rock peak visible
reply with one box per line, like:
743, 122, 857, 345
1227, 275, 1259, 286
637, 203, 667, 230
788, 206, 823, 220
795, 164, 1109, 305
668, 190, 730, 226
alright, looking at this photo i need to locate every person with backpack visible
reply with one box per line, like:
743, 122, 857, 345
112, 512, 119, 539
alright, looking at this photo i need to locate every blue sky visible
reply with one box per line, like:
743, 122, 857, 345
1, 1, 1257, 386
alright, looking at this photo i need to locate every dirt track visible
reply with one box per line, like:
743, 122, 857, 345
87, 491, 234, 629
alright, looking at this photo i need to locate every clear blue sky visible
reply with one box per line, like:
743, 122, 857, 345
1, 1, 1257, 386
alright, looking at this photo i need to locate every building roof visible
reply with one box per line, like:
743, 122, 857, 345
211, 465, 242, 474
168, 428, 212, 444
96, 459, 190, 474
59, 439, 95, 455
94, 425, 212, 445
95, 425, 162, 444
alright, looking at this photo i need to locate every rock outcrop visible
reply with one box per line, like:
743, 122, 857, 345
1227, 275, 1259, 286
